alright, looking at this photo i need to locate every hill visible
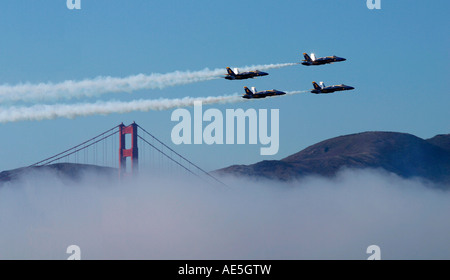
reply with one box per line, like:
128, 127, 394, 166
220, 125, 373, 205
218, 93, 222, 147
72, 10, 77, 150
426, 134, 450, 153
2, 132, 449, 186
217, 132, 450, 183
0, 163, 117, 185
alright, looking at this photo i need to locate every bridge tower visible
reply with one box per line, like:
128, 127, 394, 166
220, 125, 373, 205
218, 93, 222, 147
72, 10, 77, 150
119, 122, 139, 178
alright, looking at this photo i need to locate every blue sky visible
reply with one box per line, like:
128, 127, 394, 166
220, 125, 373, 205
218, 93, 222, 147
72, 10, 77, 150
0, 0, 449, 172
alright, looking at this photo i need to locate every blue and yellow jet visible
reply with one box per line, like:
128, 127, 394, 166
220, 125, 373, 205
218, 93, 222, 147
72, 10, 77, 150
311, 81, 355, 94
224, 67, 269, 80
242, 87, 286, 99
302, 53, 346, 66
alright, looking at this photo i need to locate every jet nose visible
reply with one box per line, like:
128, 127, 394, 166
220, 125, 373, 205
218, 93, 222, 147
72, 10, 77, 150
341, 58, 347, 61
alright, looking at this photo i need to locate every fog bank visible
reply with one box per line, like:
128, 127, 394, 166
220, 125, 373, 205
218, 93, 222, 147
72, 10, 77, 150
0, 168, 449, 260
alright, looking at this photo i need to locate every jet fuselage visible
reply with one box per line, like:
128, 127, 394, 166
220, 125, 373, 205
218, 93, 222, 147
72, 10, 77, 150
225, 67, 268, 80
243, 87, 286, 99
311, 84, 355, 94
302, 53, 346, 66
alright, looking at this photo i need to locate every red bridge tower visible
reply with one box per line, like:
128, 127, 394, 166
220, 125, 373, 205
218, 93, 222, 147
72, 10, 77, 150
119, 122, 138, 178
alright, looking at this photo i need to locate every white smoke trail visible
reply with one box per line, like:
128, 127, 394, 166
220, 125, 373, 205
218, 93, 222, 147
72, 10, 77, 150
0, 63, 297, 103
0, 89, 309, 123
0, 94, 243, 123
286, 90, 310, 95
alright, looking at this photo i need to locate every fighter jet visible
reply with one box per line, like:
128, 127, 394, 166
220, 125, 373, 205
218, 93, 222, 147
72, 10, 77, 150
301, 53, 346, 66
311, 81, 355, 94
224, 67, 269, 80
242, 87, 286, 99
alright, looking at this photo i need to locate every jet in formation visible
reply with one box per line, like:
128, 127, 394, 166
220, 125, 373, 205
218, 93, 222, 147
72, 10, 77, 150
242, 87, 286, 99
301, 53, 346, 66
311, 82, 355, 94
224, 67, 269, 80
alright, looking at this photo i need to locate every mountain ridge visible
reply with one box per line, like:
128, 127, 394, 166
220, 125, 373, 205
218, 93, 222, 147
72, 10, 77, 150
1, 131, 449, 187
0, 163, 117, 185
216, 131, 450, 184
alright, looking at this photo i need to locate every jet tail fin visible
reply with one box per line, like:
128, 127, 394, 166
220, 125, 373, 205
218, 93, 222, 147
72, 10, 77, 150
303, 53, 312, 62
312, 82, 321, 90
244, 87, 253, 95
226, 67, 235, 76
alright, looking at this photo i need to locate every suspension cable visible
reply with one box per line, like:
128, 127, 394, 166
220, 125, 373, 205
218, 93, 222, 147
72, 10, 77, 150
137, 124, 226, 186
28, 125, 120, 167
138, 135, 200, 179
137, 125, 225, 185
41, 130, 119, 166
